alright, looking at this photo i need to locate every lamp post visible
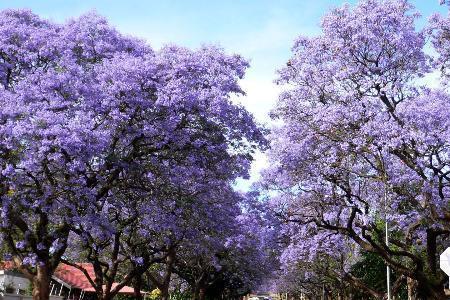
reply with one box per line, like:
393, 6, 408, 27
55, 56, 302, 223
380, 150, 391, 300
384, 186, 391, 300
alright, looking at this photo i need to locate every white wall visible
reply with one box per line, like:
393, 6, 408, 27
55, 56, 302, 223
0, 293, 63, 300
0, 273, 30, 294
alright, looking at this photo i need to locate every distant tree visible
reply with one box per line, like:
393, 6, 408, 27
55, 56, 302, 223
173, 196, 277, 300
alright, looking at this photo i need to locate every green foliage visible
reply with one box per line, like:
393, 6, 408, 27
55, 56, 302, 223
25, 283, 33, 296
351, 252, 387, 295
115, 294, 134, 300
169, 290, 191, 300
350, 252, 408, 300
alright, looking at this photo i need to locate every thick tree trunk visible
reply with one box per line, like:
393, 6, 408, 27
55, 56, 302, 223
407, 277, 419, 300
427, 284, 447, 300
160, 283, 170, 300
192, 289, 199, 300
160, 249, 175, 300
413, 277, 446, 300
199, 287, 206, 300
132, 275, 143, 300
161, 289, 169, 300
32, 265, 51, 300
161, 286, 170, 300
427, 229, 438, 275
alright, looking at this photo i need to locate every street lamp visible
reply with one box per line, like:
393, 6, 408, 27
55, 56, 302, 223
384, 186, 391, 300
380, 151, 391, 300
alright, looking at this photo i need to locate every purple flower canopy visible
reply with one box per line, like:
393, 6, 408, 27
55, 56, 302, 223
264, 0, 450, 297
5, 0, 450, 298
0, 8, 273, 299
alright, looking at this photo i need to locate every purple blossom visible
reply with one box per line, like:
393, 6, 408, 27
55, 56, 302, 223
263, 0, 450, 296
0, 8, 266, 299
15, 241, 26, 250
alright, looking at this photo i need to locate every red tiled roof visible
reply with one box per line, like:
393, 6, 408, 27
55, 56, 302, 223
0, 262, 135, 294
54, 263, 95, 290
54, 263, 135, 294
0, 261, 16, 271
83, 283, 136, 294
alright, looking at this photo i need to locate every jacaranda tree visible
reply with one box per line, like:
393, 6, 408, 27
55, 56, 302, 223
172, 194, 277, 300
264, 0, 450, 299
0, 9, 266, 300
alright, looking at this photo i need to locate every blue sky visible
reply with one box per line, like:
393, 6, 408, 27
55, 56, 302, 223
0, 0, 446, 189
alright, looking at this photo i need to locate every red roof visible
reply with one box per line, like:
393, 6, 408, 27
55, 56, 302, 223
83, 283, 135, 294
0, 261, 16, 271
54, 263, 136, 294
54, 263, 95, 290
0, 262, 135, 294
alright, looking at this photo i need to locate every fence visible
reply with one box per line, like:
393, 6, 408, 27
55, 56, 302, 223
0, 293, 63, 300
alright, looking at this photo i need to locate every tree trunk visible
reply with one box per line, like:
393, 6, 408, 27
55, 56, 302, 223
32, 265, 51, 300
199, 287, 206, 300
424, 283, 447, 300
161, 289, 169, 300
160, 249, 175, 300
407, 277, 419, 300
427, 229, 438, 275
192, 288, 199, 300
132, 275, 143, 300
161, 287, 170, 300
408, 277, 447, 300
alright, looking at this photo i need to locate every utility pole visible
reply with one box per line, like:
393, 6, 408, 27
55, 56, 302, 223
385, 187, 391, 300
380, 151, 391, 300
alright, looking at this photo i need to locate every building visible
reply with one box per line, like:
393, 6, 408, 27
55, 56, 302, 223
0, 262, 135, 300
0, 262, 30, 295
